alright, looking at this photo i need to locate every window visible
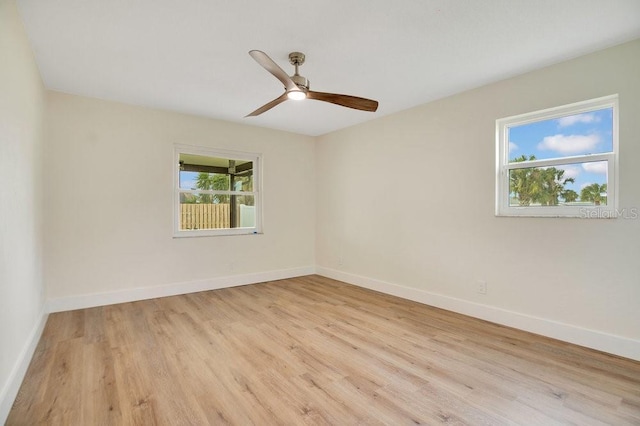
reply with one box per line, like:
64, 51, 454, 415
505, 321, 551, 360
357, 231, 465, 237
174, 145, 261, 236
496, 95, 618, 217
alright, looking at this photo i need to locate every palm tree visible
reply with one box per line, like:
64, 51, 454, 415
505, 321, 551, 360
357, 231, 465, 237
509, 155, 575, 206
580, 183, 607, 206
561, 189, 578, 203
509, 155, 539, 206
195, 172, 229, 203
536, 168, 575, 206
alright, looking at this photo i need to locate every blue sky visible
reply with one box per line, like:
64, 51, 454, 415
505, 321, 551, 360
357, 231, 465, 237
179, 171, 198, 190
508, 108, 612, 193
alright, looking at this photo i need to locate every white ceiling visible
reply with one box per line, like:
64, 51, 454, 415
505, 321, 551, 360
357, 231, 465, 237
16, 0, 640, 136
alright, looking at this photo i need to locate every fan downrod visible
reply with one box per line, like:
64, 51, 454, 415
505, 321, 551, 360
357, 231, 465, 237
288, 52, 309, 90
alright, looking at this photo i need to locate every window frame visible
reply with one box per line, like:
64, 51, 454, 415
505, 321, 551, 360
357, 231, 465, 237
495, 95, 619, 218
174, 144, 262, 237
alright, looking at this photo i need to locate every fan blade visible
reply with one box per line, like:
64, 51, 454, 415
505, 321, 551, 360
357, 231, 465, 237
249, 50, 298, 92
307, 91, 378, 112
246, 93, 288, 117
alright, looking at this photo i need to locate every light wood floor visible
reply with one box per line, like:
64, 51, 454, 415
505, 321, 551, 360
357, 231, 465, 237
8, 275, 640, 425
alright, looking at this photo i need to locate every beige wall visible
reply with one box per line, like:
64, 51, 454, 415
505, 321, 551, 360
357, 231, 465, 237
44, 93, 316, 301
316, 39, 640, 357
0, 0, 46, 419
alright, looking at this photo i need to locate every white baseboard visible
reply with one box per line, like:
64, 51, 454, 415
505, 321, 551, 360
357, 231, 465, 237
316, 266, 640, 361
0, 308, 48, 425
46, 266, 315, 313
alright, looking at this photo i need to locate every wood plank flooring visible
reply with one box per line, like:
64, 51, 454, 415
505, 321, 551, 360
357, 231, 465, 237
7, 275, 640, 425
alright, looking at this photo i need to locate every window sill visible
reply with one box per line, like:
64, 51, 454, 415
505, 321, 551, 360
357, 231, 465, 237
173, 229, 263, 238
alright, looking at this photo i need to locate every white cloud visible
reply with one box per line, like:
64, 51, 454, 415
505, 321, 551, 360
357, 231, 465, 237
557, 113, 599, 128
509, 142, 518, 151
558, 165, 581, 180
537, 134, 600, 154
582, 162, 607, 174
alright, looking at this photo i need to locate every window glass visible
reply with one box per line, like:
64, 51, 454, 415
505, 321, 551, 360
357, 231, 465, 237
175, 147, 261, 236
496, 95, 617, 217
508, 161, 608, 207
508, 108, 614, 161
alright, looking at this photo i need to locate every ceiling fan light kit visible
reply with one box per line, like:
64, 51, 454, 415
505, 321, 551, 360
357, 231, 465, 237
287, 90, 306, 101
246, 50, 378, 117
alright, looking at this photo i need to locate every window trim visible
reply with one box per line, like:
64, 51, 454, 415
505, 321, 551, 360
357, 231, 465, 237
174, 144, 263, 237
495, 95, 619, 218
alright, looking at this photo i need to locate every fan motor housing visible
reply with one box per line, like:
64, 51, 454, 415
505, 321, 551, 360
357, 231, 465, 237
291, 74, 309, 90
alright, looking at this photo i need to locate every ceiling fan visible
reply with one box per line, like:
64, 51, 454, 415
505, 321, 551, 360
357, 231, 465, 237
246, 50, 379, 117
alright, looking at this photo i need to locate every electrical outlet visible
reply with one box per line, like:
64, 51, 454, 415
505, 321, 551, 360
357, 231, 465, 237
338, 257, 344, 266
477, 280, 487, 295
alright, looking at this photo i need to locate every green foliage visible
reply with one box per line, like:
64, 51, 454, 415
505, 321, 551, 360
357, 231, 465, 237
537, 167, 575, 206
193, 172, 254, 206
561, 189, 578, 203
580, 183, 607, 206
195, 173, 229, 204
510, 155, 608, 206
509, 155, 538, 206
509, 155, 575, 206
180, 193, 198, 204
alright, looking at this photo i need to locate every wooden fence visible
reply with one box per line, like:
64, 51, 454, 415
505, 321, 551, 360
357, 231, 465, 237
180, 203, 230, 230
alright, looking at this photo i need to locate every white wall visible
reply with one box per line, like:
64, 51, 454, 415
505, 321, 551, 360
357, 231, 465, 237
0, 0, 47, 420
44, 93, 316, 307
316, 39, 640, 360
